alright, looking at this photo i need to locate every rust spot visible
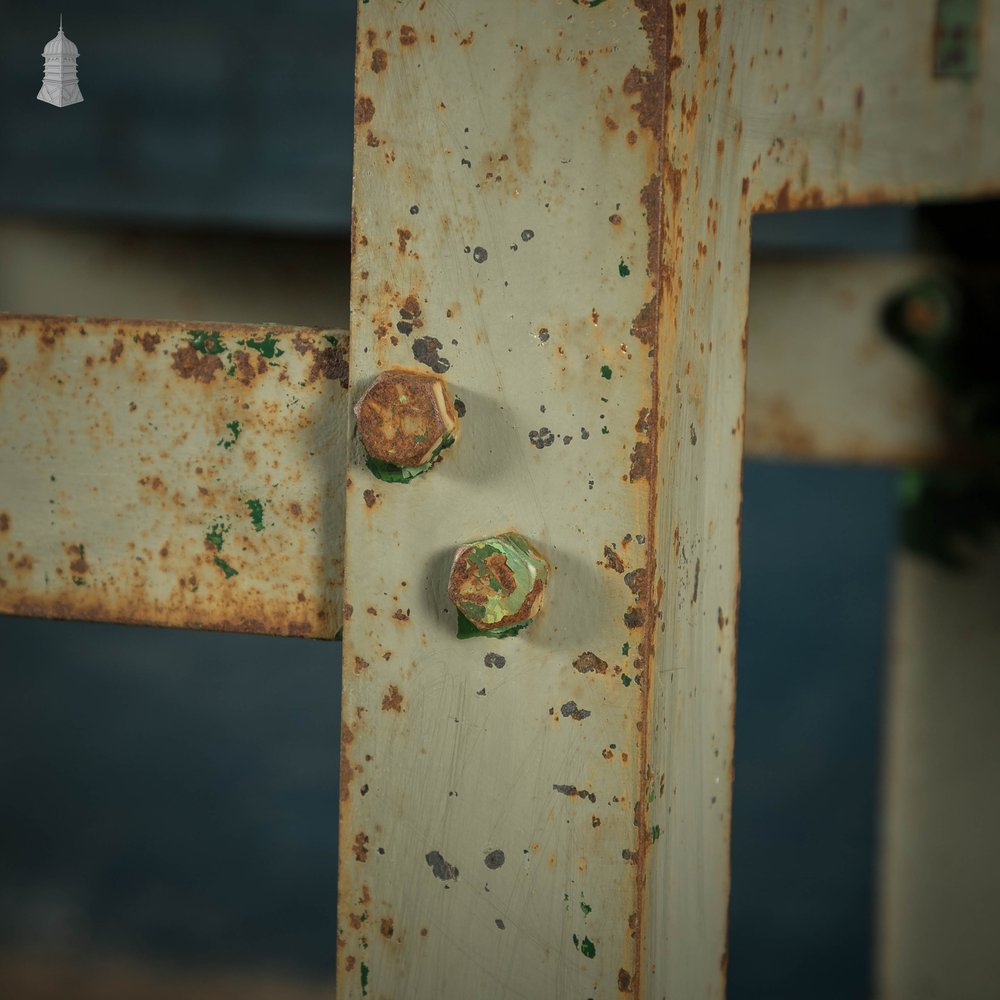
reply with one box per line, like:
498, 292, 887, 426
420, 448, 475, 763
109, 339, 124, 364
355, 96, 376, 125
397, 228, 412, 254
697, 8, 708, 55
140, 332, 161, 353
66, 544, 89, 575
308, 342, 350, 388
340, 723, 355, 803
363, 489, 377, 509
0, 513, 9, 532
741, 176, 750, 196
603, 545, 625, 573
609, 213, 623, 226
573, 651, 608, 675
623, 607, 645, 630
0, 357, 7, 379
400, 24, 417, 45
592, 815, 601, 827
366, 129, 382, 147
626, 129, 638, 145
382, 684, 403, 713
392, 608, 410, 622
380, 917, 394, 938
344, 603, 353, 620
353, 832, 370, 862
624, 567, 647, 597
855, 85, 864, 110
604, 115, 619, 131
629, 440, 652, 482
171, 345, 223, 383
618, 968, 633, 992
630, 299, 656, 346
233, 349, 267, 386
775, 179, 792, 212
354, 656, 370, 674
371, 48, 388, 73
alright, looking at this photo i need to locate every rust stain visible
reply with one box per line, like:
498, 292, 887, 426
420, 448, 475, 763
604, 545, 626, 573
355, 96, 376, 125
363, 489, 377, 509
140, 332, 161, 353
371, 48, 388, 73
109, 339, 124, 364
572, 651, 608, 675
0, 513, 9, 532
171, 345, 223, 383
0, 357, 8, 380
353, 831, 370, 862
697, 9, 708, 56
381, 684, 404, 713
400, 24, 417, 46
380, 917, 394, 938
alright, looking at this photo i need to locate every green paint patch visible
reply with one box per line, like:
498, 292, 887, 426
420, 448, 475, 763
618, 258, 630, 277
217, 420, 241, 450
456, 607, 530, 641
573, 933, 597, 958
365, 433, 455, 484
600, 365, 612, 380
247, 498, 265, 532
324, 335, 339, 347
206, 523, 228, 552
622, 642, 629, 655
243, 332, 285, 359
572, 0, 608, 7
621, 674, 632, 687
214, 556, 238, 579
652, 824, 661, 842
187, 329, 226, 354
580, 900, 592, 916
72, 576, 86, 586
360, 962, 369, 996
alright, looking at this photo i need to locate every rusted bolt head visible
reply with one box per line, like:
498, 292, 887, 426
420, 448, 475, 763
354, 368, 458, 482
448, 532, 549, 638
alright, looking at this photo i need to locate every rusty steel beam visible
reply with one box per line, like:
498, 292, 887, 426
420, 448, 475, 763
0, 314, 348, 638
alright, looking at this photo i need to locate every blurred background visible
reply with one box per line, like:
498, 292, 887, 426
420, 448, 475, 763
0, 3, 994, 999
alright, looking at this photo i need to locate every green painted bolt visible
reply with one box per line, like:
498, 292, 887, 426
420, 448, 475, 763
354, 368, 458, 483
447, 532, 549, 639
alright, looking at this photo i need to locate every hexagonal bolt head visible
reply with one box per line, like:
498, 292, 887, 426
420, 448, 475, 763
354, 368, 459, 483
447, 533, 549, 639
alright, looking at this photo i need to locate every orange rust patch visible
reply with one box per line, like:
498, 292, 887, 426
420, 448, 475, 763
363, 489, 377, 509
109, 339, 124, 364
573, 651, 608, 675
355, 96, 376, 125
380, 917, 394, 938
366, 129, 382, 147
353, 832, 370, 862
354, 656, 370, 674
171, 345, 223, 383
0, 357, 8, 379
371, 48, 388, 72
697, 8, 708, 56
0, 513, 9, 532
392, 608, 410, 622
140, 332, 161, 353
400, 24, 417, 45
603, 545, 625, 573
66, 544, 89, 575
629, 440, 652, 482
397, 228, 412, 254
618, 968, 633, 992
381, 684, 404, 713
232, 349, 267, 386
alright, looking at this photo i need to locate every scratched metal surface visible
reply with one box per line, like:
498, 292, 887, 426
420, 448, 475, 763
0, 314, 348, 638
339, 3, 664, 998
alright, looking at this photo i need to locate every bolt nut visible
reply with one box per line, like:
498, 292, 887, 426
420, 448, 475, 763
354, 368, 458, 482
448, 532, 549, 639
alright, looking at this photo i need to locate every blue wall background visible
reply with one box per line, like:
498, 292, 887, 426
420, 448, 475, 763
0, 3, 908, 996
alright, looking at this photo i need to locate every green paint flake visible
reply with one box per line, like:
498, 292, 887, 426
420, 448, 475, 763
206, 523, 227, 551
572, 0, 608, 6
214, 556, 238, 579
622, 674, 632, 687
652, 824, 661, 842
187, 329, 226, 354
600, 365, 612, 380
365, 433, 455, 484
360, 961, 369, 996
580, 900, 592, 916
601, 426, 609, 435
618, 258, 630, 277
247, 498, 265, 532
72, 576, 86, 586
622, 642, 629, 655
324, 335, 339, 347
218, 420, 241, 450
244, 332, 285, 359
573, 933, 597, 958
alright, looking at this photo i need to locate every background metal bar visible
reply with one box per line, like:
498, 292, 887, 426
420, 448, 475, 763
0, 314, 347, 638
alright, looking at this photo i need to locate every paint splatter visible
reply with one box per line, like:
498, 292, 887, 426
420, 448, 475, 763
600, 365, 612, 380
247, 498, 265, 532
217, 420, 241, 450
618, 258, 631, 277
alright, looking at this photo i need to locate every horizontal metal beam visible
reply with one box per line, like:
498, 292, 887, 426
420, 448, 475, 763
0, 257, 951, 635
0, 314, 347, 638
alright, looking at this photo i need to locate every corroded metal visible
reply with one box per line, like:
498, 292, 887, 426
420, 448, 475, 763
354, 368, 458, 482
447, 533, 548, 638
0, 314, 348, 638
